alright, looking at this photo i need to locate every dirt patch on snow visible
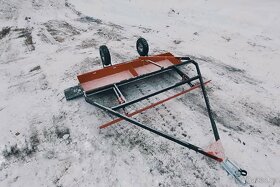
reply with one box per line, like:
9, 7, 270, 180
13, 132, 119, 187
15, 28, 35, 51
266, 114, 280, 127
44, 20, 80, 42
2, 131, 39, 160
0, 27, 11, 39
78, 16, 102, 24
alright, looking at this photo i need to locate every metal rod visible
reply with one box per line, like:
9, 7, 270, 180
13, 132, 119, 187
85, 96, 222, 161
111, 75, 200, 110
191, 61, 220, 141
113, 87, 123, 104
113, 84, 126, 103
176, 57, 191, 61
144, 60, 164, 69
113, 87, 119, 98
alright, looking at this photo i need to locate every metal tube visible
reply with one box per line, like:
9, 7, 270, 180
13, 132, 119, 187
191, 61, 220, 141
113, 84, 126, 103
145, 60, 164, 69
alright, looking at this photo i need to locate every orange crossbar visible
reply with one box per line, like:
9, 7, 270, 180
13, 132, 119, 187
99, 80, 211, 129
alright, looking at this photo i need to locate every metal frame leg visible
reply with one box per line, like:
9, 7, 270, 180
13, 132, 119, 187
191, 61, 220, 141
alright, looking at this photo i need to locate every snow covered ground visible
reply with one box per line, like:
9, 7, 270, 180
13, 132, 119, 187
0, 0, 279, 186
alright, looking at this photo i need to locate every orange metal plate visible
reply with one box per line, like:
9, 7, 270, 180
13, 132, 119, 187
77, 53, 181, 92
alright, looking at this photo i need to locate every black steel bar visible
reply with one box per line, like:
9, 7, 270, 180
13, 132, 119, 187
85, 60, 192, 96
111, 75, 200, 110
85, 96, 221, 161
190, 61, 220, 141
176, 57, 191, 61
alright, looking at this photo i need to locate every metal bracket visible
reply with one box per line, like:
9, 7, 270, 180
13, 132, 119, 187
64, 85, 84, 100
221, 158, 247, 185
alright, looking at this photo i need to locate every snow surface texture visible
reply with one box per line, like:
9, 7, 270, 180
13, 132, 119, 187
0, 0, 280, 186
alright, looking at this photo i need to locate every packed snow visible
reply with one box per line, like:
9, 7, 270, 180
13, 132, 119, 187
0, 0, 280, 186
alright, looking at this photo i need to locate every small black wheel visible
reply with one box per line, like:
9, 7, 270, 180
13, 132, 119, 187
99, 45, 111, 67
136, 37, 149, 56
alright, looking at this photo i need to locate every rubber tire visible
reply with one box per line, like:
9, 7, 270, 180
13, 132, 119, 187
99, 45, 111, 66
136, 37, 149, 56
